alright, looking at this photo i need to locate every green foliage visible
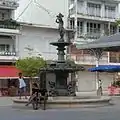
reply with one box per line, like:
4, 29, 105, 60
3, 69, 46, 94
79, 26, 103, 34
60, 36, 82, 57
115, 20, 120, 26
16, 57, 46, 77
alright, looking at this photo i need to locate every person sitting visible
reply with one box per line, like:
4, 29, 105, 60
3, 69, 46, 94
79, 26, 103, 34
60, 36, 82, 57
26, 83, 40, 106
40, 88, 48, 101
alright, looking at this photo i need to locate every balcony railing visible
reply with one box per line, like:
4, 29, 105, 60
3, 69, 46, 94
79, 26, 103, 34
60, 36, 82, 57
0, 19, 20, 29
0, 51, 16, 56
69, 54, 108, 65
0, 0, 19, 8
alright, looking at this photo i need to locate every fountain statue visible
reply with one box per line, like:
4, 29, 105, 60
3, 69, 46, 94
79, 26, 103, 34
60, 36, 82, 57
39, 13, 84, 96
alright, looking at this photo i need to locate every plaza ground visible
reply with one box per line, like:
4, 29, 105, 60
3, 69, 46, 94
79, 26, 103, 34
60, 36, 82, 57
0, 96, 120, 120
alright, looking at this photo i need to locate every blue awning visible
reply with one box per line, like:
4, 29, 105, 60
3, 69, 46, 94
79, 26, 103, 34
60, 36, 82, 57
88, 65, 120, 72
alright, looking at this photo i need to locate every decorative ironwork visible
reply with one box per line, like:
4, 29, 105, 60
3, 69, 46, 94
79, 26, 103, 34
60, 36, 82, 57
1, 0, 19, 8
67, 81, 76, 96
48, 81, 57, 97
0, 51, 16, 56
0, 19, 20, 29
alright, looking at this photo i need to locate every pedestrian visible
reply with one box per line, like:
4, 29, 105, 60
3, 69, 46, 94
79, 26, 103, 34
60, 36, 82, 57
98, 79, 103, 96
18, 72, 27, 99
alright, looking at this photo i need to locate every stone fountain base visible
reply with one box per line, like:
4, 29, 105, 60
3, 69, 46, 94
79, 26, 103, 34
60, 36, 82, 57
12, 96, 111, 109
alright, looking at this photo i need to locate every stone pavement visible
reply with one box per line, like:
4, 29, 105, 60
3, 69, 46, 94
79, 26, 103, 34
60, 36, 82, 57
0, 97, 120, 120
0, 90, 111, 107
76, 90, 108, 96
0, 97, 13, 106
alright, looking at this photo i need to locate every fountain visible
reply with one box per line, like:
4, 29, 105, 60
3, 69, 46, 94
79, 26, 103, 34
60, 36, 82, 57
13, 13, 111, 109
39, 13, 84, 96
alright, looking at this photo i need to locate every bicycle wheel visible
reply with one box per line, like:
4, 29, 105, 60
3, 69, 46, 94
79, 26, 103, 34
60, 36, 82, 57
32, 98, 38, 110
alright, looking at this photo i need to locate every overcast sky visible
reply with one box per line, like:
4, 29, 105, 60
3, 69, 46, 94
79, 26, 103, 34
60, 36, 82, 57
15, 0, 68, 27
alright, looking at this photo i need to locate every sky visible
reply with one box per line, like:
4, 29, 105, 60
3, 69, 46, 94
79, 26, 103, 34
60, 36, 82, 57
15, 0, 68, 28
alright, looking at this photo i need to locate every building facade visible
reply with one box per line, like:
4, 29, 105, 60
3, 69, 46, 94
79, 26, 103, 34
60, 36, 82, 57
66, 0, 120, 92
0, 0, 119, 94
0, 0, 20, 64
68, 0, 120, 65
18, 23, 60, 60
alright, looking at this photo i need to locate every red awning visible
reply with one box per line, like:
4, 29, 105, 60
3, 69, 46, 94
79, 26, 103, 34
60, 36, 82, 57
0, 66, 21, 78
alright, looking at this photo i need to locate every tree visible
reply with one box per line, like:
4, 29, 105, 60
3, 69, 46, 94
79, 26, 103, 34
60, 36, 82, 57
115, 19, 120, 26
16, 56, 46, 77
16, 56, 46, 94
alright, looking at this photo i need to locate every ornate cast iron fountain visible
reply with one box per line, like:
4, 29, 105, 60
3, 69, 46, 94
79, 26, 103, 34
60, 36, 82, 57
40, 13, 84, 96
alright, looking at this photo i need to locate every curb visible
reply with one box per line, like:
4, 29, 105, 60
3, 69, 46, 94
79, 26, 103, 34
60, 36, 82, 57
13, 96, 112, 109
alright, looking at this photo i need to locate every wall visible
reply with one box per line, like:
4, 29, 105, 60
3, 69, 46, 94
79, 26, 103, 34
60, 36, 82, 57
16, 0, 69, 28
18, 26, 68, 60
77, 71, 113, 92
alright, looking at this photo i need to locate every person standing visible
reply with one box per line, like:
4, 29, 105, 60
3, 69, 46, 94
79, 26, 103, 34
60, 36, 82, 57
97, 79, 103, 96
18, 73, 27, 99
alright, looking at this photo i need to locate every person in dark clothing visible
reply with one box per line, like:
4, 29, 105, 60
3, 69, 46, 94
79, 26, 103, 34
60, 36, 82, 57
32, 83, 40, 96
40, 88, 48, 101
40, 88, 47, 96
25, 83, 40, 106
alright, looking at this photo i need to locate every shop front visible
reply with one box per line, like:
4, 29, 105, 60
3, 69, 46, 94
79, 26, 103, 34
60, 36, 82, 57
0, 66, 30, 96
108, 72, 120, 96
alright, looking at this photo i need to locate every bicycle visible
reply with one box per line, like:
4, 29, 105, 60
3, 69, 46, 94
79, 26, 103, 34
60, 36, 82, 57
25, 92, 48, 110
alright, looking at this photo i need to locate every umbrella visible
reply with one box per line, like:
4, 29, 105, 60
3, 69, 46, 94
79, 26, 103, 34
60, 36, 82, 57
88, 65, 120, 72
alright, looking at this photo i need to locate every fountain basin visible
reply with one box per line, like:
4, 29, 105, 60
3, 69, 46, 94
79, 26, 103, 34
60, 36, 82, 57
13, 96, 111, 109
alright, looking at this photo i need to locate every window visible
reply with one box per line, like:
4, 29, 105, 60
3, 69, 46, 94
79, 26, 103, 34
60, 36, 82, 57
77, 1, 84, 14
87, 3, 101, 17
0, 10, 10, 20
69, 19, 74, 29
77, 21, 83, 36
87, 22, 101, 35
104, 24, 117, 35
0, 44, 10, 52
110, 25, 116, 34
1, 13, 5, 20
109, 52, 120, 63
105, 5, 116, 19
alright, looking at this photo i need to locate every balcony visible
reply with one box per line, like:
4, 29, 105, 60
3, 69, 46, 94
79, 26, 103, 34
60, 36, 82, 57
0, 51, 18, 62
0, 19, 20, 35
78, 32, 101, 39
70, 13, 116, 23
69, 54, 108, 65
0, 0, 19, 9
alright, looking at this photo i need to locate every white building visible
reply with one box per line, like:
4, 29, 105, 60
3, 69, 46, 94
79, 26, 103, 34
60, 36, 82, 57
0, 0, 69, 64
68, 0, 120, 65
0, 0, 20, 64
0, 0, 119, 93
67, 0, 120, 92
18, 23, 60, 60
15, 0, 69, 28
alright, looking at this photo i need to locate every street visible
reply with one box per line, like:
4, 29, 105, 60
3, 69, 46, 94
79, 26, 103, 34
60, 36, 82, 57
0, 97, 120, 120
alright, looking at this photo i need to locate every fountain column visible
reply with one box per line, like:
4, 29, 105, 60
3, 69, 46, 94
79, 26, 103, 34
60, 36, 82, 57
50, 13, 70, 95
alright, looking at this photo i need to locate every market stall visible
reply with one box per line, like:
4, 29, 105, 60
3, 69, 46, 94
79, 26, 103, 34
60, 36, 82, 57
0, 65, 20, 96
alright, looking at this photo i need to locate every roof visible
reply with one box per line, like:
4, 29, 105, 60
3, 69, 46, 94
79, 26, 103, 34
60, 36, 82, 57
76, 33, 120, 51
105, 0, 120, 3
18, 22, 72, 31
19, 22, 58, 30
0, 66, 21, 78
